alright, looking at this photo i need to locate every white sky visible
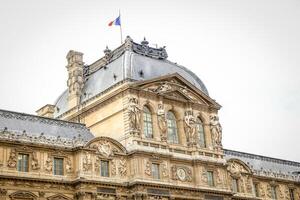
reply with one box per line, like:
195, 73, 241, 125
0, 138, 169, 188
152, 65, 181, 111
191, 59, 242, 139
0, 0, 299, 161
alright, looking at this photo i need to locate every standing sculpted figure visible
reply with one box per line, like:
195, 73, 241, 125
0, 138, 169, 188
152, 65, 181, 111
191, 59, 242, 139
184, 109, 197, 146
128, 97, 140, 132
210, 114, 222, 147
157, 103, 167, 141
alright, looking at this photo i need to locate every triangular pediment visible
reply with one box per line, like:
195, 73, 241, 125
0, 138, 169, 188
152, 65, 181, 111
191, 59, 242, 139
131, 73, 221, 108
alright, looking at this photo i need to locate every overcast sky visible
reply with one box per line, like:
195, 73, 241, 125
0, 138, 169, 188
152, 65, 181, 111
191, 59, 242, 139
0, 0, 299, 161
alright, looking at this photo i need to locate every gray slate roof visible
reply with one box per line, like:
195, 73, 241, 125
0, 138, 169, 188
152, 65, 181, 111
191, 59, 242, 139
0, 109, 94, 147
224, 149, 300, 182
54, 37, 208, 117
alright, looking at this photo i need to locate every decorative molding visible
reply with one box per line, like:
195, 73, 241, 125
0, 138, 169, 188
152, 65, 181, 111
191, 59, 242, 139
82, 152, 92, 172
118, 157, 127, 177
171, 165, 192, 182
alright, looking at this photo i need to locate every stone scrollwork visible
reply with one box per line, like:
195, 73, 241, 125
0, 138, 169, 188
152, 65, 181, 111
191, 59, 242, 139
157, 103, 167, 142
216, 169, 223, 185
111, 160, 117, 176
128, 97, 141, 134
118, 157, 127, 177
161, 162, 169, 178
171, 165, 192, 182
210, 114, 222, 148
82, 152, 92, 172
184, 109, 197, 147
7, 148, 17, 168
200, 167, 208, 184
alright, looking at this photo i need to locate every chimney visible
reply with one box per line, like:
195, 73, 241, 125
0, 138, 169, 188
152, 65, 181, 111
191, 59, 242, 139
66, 50, 84, 109
36, 104, 56, 118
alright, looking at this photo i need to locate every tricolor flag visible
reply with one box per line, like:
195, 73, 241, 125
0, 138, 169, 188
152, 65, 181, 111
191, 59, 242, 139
108, 15, 121, 26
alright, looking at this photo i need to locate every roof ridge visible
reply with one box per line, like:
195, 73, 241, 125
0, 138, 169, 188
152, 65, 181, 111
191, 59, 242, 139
0, 108, 87, 129
224, 148, 300, 167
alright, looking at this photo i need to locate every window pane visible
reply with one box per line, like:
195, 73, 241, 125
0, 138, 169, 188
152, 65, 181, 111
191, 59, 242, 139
167, 112, 178, 143
143, 106, 153, 138
196, 118, 206, 147
253, 183, 259, 197
232, 179, 238, 192
101, 160, 109, 177
53, 158, 64, 175
17, 154, 29, 172
207, 171, 214, 186
271, 186, 277, 199
152, 163, 160, 179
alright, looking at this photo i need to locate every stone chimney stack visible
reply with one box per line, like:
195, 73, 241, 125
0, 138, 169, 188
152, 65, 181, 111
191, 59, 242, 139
66, 50, 84, 109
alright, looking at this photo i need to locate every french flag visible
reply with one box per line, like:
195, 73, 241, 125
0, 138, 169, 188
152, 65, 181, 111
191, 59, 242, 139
108, 16, 121, 26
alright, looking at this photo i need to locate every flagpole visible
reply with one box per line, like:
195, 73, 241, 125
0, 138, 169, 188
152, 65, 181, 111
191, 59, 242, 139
119, 10, 123, 44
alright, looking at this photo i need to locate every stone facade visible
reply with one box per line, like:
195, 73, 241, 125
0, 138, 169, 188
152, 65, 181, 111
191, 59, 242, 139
0, 37, 299, 200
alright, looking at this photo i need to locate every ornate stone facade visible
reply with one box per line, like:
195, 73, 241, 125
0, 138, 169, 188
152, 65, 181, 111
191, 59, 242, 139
0, 37, 298, 200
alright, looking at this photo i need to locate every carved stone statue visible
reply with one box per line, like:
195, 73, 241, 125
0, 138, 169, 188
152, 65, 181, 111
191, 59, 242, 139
31, 152, 40, 170
210, 114, 222, 148
184, 109, 197, 146
128, 97, 140, 133
145, 160, 151, 176
45, 156, 53, 172
7, 148, 17, 168
82, 153, 92, 172
157, 103, 167, 142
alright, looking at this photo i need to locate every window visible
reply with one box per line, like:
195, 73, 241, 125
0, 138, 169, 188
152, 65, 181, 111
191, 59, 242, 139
53, 157, 64, 175
196, 118, 206, 147
152, 163, 160, 179
271, 186, 277, 199
207, 171, 214, 186
253, 183, 259, 197
232, 178, 239, 193
143, 106, 153, 138
167, 111, 179, 143
17, 153, 29, 172
101, 160, 109, 177
289, 189, 295, 200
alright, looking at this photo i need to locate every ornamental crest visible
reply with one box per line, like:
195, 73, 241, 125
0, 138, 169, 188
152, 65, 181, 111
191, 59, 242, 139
171, 165, 192, 182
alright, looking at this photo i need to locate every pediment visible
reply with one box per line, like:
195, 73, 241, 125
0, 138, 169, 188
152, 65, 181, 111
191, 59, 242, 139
85, 136, 126, 157
47, 194, 72, 200
131, 73, 220, 108
227, 159, 252, 175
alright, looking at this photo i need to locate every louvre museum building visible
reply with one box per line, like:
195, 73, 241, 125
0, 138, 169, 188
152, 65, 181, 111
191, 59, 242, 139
0, 36, 299, 200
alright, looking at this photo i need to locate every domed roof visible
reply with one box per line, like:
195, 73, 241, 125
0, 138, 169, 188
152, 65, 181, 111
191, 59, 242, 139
54, 37, 208, 117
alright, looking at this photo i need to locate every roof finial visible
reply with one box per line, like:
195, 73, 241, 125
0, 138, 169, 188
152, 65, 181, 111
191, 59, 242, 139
141, 37, 149, 46
103, 46, 111, 55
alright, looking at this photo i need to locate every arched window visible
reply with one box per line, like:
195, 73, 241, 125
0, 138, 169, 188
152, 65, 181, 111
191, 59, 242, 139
196, 118, 206, 147
143, 106, 153, 138
167, 111, 179, 143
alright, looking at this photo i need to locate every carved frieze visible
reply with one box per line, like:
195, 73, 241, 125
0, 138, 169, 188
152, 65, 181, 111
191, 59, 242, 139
65, 157, 72, 173
82, 152, 92, 172
7, 148, 17, 168
45, 155, 53, 172
118, 157, 127, 177
31, 152, 40, 170
145, 160, 151, 176
171, 165, 192, 182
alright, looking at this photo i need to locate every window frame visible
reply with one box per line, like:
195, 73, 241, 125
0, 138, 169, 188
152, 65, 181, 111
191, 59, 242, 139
17, 153, 29, 172
196, 117, 206, 147
232, 178, 239, 193
143, 106, 153, 139
100, 160, 110, 177
207, 171, 214, 187
166, 111, 179, 144
53, 157, 64, 176
151, 163, 160, 180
